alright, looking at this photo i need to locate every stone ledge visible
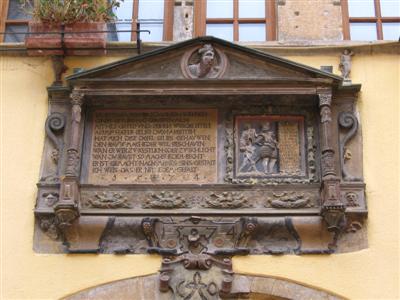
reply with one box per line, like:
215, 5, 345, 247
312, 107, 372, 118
1, 40, 398, 57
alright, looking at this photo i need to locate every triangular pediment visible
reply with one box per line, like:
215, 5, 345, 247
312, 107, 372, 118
66, 36, 342, 84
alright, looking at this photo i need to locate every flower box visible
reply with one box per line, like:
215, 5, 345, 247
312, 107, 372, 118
25, 22, 63, 56
64, 22, 107, 56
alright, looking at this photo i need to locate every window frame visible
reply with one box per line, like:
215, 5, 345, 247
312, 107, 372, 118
194, 0, 277, 41
0, 0, 31, 43
341, 0, 400, 40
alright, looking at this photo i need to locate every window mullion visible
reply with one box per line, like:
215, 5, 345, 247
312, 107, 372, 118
374, 0, 383, 39
267, 0, 276, 40
233, 0, 239, 41
163, 0, 174, 41
131, 0, 139, 42
341, 0, 351, 40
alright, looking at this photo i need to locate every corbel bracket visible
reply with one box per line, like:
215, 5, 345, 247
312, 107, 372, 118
140, 216, 258, 298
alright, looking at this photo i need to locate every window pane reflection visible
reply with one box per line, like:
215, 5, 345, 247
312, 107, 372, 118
382, 23, 400, 40
139, 0, 164, 19
239, 24, 266, 41
114, 0, 134, 20
206, 24, 234, 41
207, 0, 233, 18
5, 25, 27, 42
111, 0, 133, 41
239, 0, 265, 18
108, 22, 132, 41
380, 0, 400, 17
139, 0, 164, 41
350, 23, 377, 40
7, 0, 31, 19
140, 23, 164, 41
348, 0, 375, 17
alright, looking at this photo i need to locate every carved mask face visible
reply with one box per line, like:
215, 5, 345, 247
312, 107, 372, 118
201, 49, 215, 66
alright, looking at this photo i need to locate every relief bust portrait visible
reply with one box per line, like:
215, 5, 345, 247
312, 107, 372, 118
181, 44, 227, 79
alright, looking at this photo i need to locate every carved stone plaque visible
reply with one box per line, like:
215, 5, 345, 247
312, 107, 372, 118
235, 116, 305, 177
88, 109, 218, 184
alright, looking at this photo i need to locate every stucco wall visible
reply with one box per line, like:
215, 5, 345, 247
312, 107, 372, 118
1, 46, 399, 299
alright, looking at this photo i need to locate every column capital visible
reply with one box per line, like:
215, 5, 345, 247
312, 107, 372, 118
318, 91, 332, 107
70, 90, 85, 106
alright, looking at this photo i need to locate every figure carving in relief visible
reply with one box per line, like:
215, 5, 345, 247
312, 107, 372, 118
238, 123, 258, 172
256, 123, 279, 174
339, 49, 354, 82
188, 44, 220, 78
320, 106, 332, 123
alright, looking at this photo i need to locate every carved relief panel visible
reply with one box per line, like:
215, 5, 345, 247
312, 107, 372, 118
235, 115, 305, 178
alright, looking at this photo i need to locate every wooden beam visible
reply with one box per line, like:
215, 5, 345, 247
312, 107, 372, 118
341, 0, 350, 40
163, 0, 174, 41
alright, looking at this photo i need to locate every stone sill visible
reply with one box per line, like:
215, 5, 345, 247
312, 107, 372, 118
0, 40, 398, 56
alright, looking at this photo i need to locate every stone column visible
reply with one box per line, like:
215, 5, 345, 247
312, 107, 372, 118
318, 89, 346, 243
54, 90, 84, 231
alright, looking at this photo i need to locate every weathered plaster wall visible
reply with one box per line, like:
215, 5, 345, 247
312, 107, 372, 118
277, 0, 343, 41
1, 47, 399, 299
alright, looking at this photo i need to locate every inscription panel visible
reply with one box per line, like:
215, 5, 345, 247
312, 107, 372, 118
279, 121, 301, 174
88, 109, 218, 184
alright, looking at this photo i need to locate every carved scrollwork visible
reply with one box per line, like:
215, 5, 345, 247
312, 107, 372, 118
203, 192, 251, 209
339, 112, 360, 181
45, 113, 66, 162
44, 112, 66, 181
235, 217, 258, 248
88, 192, 130, 209
142, 191, 187, 209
